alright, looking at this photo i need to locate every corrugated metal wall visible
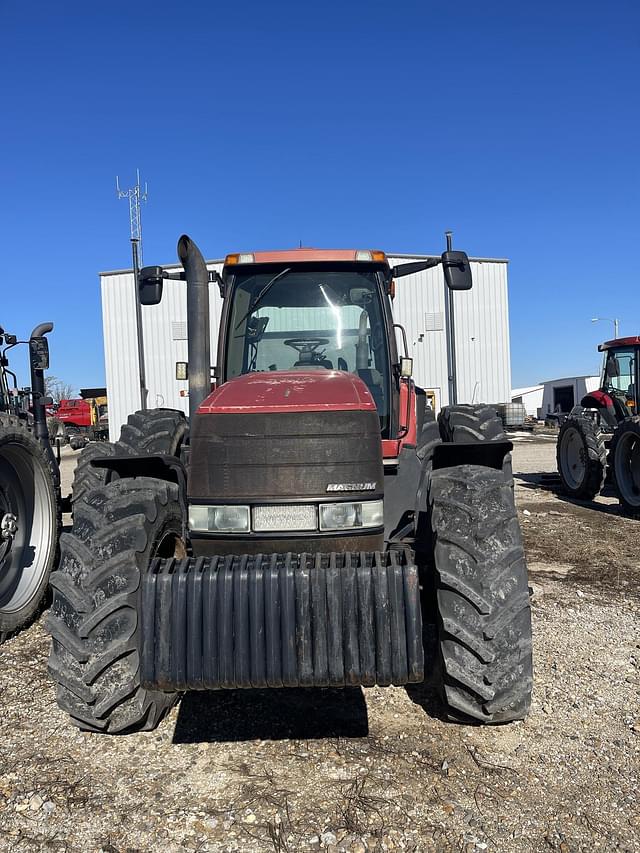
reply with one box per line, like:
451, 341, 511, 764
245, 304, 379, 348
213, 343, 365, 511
101, 256, 510, 441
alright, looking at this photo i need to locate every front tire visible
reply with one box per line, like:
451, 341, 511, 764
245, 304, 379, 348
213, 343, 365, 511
0, 414, 58, 642
47, 477, 184, 733
557, 413, 607, 500
429, 465, 533, 723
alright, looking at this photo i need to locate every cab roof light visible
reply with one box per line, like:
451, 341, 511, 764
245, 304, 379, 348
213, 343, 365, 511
225, 253, 255, 265
355, 250, 386, 262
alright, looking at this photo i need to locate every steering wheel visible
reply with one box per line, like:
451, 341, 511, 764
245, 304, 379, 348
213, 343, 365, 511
283, 338, 330, 357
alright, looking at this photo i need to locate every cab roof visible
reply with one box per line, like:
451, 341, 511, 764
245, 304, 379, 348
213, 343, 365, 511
598, 336, 640, 351
224, 248, 388, 266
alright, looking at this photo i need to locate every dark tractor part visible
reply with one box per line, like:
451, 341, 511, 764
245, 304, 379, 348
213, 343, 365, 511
428, 464, 533, 723
116, 408, 188, 458
0, 413, 58, 642
68, 434, 88, 452
414, 404, 516, 628
438, 404, 512, 480
70, 441, 117, 506
611, 418, 640, 517
141, 550, 423, 691
71, 408, 188, 506
188, 402, 383, 557
177, 235, 211, 422
47, 477, 186, 733
557, 412, 607, 500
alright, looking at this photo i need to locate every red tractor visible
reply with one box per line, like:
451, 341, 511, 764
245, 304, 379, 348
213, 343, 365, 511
557, 336, 640, 514
47, 235, 533, 734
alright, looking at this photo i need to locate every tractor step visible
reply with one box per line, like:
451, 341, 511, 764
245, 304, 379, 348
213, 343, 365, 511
140, 550, 424, 691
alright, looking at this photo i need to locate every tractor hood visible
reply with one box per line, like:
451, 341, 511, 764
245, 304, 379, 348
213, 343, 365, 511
197, 370, 377, 415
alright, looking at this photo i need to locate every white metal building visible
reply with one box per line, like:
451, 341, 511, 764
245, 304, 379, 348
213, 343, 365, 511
511, 385, 544, 418
101, 254, 511, 441
539, 375, 600, 418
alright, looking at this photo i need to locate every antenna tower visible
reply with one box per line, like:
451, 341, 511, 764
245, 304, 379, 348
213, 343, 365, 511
116, 169, 148, 275
115, 169, 149, 409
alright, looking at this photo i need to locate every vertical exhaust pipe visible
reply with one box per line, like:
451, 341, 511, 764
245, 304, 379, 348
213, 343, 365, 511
177, 235, 211, 422
29, 322, 59, 487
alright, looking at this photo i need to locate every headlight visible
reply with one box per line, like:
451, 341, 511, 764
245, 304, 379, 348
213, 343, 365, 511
319, 499, 383, 531
189, 505, 250, 533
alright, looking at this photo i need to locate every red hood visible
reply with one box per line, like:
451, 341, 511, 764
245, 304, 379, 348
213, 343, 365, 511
198, 370, 377, 415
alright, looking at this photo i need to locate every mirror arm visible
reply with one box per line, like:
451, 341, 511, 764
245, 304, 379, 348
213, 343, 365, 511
391, 258, 441, 279
142, 268, 223, 294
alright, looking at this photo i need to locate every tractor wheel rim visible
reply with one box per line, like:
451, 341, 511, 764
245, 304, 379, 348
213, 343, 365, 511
615, 431, 640, 507
0, 443, 55, 613
559, 427, 586, 490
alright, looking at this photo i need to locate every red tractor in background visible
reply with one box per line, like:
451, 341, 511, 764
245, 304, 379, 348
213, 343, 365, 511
47, 235, 533, 735
557, 336, 640, 514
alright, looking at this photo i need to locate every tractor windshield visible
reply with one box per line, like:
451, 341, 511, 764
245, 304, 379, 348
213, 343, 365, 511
225, 266, 391, 434
602, 347, 636, 399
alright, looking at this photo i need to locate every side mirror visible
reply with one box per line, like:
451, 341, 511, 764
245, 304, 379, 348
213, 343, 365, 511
5, 334, 17, 346
442, 250, 472, 291
400, 356, 413, 378
138, 266, 165, 306
29, 337, 49, 371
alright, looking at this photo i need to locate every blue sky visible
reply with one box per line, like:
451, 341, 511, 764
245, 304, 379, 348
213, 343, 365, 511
1, 1, 638, 390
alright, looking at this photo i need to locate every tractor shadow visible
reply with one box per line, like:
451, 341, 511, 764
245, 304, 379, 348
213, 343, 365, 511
404, 622, 451, 722
172, 610, 448, 743
516, 472, 624, 517
173, 685, 369, 743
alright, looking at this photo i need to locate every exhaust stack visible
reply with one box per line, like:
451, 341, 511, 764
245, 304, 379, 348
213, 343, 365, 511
177, 235, 211, 422
29, 322, 59, 486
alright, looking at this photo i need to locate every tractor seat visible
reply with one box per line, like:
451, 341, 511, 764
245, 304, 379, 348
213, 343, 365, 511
293, 352, 333, 370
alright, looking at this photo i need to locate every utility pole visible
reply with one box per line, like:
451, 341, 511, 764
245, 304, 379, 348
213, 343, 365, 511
116, 169, 148, 410
591, 317, 620, 341
444, 230, 458, 405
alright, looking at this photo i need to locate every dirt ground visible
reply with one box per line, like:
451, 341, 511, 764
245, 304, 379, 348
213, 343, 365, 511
0, 439, 638, 853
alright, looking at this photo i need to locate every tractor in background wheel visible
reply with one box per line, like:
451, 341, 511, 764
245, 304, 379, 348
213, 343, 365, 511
0, 323, 60, 642
557, 336, 640, 514
48, 235, 533, 734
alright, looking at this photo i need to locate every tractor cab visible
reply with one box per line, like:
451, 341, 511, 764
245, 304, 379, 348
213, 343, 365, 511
598, 337, 640, 419
218, 249, 398, 438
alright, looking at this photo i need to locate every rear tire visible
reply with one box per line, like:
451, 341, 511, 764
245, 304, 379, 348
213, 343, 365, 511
428, 465, 533, 723
47, 477, 184, 733
0, 414, 58, 642
71, 441, 117, 507
71, 409, 188, 507
611, 418, 640, 517
116, 408, 188, 457
557, 413, 607, 500
439, 404, 512, 480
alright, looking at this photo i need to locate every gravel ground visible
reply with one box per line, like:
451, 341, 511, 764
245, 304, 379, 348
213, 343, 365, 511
0, 439, 639, 853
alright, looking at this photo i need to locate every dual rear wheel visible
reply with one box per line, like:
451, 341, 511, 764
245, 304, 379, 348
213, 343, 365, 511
418, 405, 533, 724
